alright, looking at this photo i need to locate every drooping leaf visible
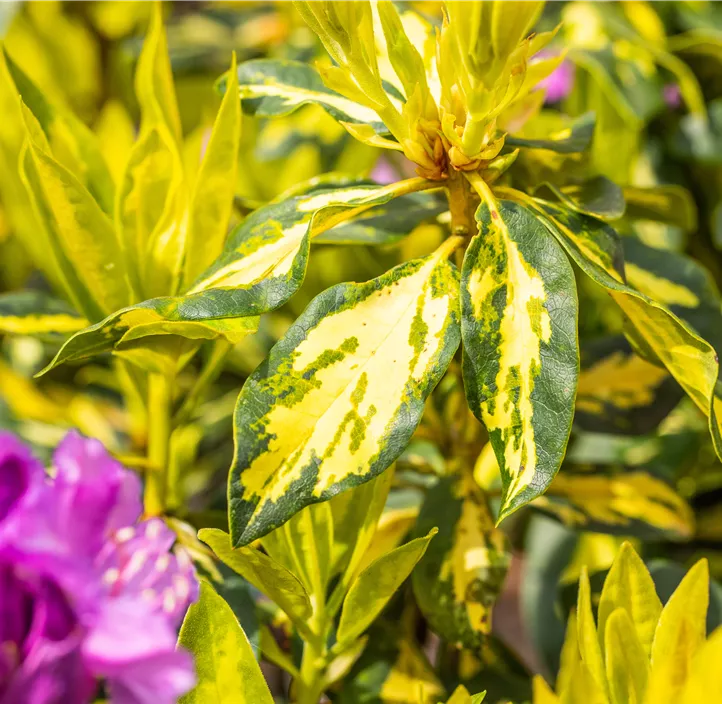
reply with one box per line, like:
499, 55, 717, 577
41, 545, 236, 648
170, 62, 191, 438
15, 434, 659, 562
535, 177, 625, 221
187, 181, 432, 316
0, 290, 87, 337
39, 296, 260, 375
505, 112, 596, 153
178, 581, 274, 704
533, 468, 694, 541
199, 528, 313, 639
336, 529, 436, 646
412, 475, 510, 649
182, 52, 242, 288
529, 201, 722, 461
461, 200, 579, 520
228, 240, 461, 546
574, 337, 681, 436
223, 59, 388, 133
623, 186, 698, 234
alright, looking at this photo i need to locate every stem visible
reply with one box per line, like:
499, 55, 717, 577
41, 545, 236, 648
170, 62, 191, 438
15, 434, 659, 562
173, 340, 232, 425
446, 169, 479, 240
144, 373, 173, 516
295, 607, 327, 704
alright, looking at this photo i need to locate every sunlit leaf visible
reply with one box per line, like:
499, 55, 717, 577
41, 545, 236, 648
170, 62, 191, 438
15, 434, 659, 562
506, 112, 596, 153
0, 290, 87, 337
462, 200, 578, 520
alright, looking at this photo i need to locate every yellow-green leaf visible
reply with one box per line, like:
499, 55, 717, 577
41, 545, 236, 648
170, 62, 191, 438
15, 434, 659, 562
598, 542, 662, 659
337, 529, 437, 646
182, 52, 241, 288
680, 628, 722, 703
605, 608, 649, 704
136, 2, 182, 143
462, 199, 579, 521
228, 240, 461, 546
647, 559, 709, 704
199, 528, 313, 639
623, 186, 697, 234
577, 567, 609, 699
20, 103, 132, 318
179, 581, 273, 704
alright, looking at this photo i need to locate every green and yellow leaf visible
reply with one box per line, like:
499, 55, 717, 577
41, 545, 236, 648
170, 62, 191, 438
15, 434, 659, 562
535, 177, 625, 222
188, 180, 432, 315
623, 186, 697, 234
228, 239, 461, 546
533, 469, 694, 541
179, 581, 274, 704
505, 112, 596, 154
413, 475, 510, 649
39, 295, 260, 375
224, 59, 388, 134
0, 290, 87, 336
461, 200, 579, 520
528, 200, 722, 462
574, 337, 681, 435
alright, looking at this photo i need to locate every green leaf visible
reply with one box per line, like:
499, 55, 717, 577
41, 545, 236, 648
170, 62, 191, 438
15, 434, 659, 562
20, 103, 133, 318
178, 581, 274, 704
39, 295, 260, 375
182, 52, 242, 288
0, 290, 87, 337
413, 475, 510, 649
598, 542, 662, 659
224, 58, 388, 133
505, 112, 596, 153
535, 177, 625, 221
228, 241, 461, 546
574, 336, 681, 436
188, 181, 430, 316
461, 200, 579, 521
623, 186, 698, 234
336, 529, 436, 646
529, 200, 722, 462
199, 528, 313, 639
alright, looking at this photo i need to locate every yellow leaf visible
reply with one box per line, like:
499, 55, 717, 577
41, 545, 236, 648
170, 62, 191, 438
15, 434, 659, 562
605, 608, 649, 704
577, 567, 610, 699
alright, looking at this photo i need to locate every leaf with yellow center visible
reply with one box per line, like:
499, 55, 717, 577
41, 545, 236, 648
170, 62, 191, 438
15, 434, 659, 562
412, 474, 510, 648
0, 291, 88, 337
228, 240, 461, 546
461, 200, 579, 521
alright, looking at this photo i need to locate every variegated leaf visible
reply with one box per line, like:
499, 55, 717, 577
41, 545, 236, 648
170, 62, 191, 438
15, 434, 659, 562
530, 201, 722, 461
623, 186, 697, 233
39, 296, 260, 375
575, 337, 681, 435
534, 469, 694, 540
505, 112, 595, 154
461, 200, 579, 520
188, 180, 432, 316
535, 177, 625, 221
0, 291, 87, 337
222, 59, 388, 134
228, 241, 461, 546
412, 475, 510, 649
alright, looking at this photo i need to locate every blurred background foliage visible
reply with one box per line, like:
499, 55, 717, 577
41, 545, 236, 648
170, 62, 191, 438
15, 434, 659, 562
4, 2, 722, 702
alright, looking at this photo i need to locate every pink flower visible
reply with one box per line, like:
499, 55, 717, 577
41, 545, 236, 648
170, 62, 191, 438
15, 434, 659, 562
0, 431, 197, 704
537, 56, 575, 104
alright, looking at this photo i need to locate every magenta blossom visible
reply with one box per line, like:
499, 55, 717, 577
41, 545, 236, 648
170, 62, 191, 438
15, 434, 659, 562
0, 431, 197, 704
537, 55, 575, 104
